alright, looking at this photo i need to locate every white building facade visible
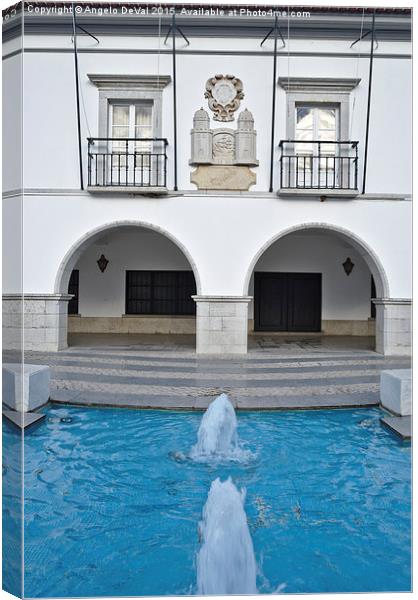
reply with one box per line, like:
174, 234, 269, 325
2, 4, 412, 355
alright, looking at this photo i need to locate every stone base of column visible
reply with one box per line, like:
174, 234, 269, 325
193, 295, 252, 355
3, 294, 73, 352
373, 298, 411, 356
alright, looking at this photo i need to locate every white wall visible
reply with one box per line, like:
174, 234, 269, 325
2, 198, 22, 294
74, 228, 193, 316
16, 34, 411, 195
2, 49, 23, 294
73, 228, 372, 321
365, 58, 412, 194
3, 53, 22, 193
22, 48, 175, 190
249, 232, 372, 320
23, 52, 88, 190
18, 193, 412, 300
2, 29, 412, 305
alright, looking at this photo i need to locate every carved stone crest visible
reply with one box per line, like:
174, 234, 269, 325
212, 130, 235, 163
190, 105, 258, 190
204, 74, 244, 122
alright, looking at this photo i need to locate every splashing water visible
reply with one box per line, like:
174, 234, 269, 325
190, 393, 251, 462
197, 477, 257, 595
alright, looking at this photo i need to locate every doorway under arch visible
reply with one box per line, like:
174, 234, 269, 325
55, 221, 201, 349
244, 224, 390, 353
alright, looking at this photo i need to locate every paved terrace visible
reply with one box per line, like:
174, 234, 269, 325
3, 335, 411, 410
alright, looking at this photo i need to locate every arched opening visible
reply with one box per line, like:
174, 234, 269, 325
56, 222, 201, 349
244, 224, 389, 353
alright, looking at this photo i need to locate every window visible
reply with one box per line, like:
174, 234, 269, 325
295, 105, 339, 145
87, 74, 171, 188
278, 78, 360, 191
109, 102, 153, 155
108, 102, 156, 184
295, 105, 339, 187
68, 270, 79, 315
126, 271, 196, 315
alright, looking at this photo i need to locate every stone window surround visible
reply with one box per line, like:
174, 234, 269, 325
87, 74, 171, 139
278, 77, 361, 141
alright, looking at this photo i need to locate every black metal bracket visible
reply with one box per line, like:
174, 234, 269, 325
362, 10, 376, 195
75, 24, 100, 44
71, 3, 84, 190
260, 23, 286, 49
70, 24, 100, 45
350, 29, 378, 51
164, 24, 190, 46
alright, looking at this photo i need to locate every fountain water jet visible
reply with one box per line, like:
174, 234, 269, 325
190, 393, 250, 462
197, 477, 257, 595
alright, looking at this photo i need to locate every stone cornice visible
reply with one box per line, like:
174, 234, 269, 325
2, 189, 412, 201
192, 296, 252, 303
2, 9, 412, 45
278, 77, 361, 92
3, 294, 73, 301
87, 74, 171, 90
373, 298, 412, 305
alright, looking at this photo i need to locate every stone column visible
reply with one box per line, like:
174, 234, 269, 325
193, 295, 252, 355
3, 294, 73, 352
235, 108, 257, 165
190, 107, 212, 164
373, 298, 411, 356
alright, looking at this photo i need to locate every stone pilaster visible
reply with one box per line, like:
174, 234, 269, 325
193, 295, 252, 355
3, 294, 73, 352
373, 298, 411, 356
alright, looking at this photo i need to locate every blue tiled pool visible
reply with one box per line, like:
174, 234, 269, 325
3, 405, 411, 596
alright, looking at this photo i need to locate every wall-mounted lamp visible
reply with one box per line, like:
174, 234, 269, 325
97, 254, 109, 273
342, 257, 354, 276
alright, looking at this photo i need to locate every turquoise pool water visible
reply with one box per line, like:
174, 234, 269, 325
3, 405, 411, 596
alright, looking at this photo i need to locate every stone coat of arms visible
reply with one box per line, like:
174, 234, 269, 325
204, 74, 244, 122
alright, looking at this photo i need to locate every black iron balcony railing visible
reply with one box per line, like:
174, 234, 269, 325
279, 140, 359, 191
87, 138, 168, 188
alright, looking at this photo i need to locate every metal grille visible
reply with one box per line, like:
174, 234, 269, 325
125, 271, 196, 315
279, 140, 359, 191
87, 138, 168, 188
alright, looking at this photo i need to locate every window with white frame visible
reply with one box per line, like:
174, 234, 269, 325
109, 102, 153, 148
278, 77, 360, 190
295, 104, 340, 186
87, 74, 171, 187
108, 102, 153, 183
295, 105, 339, 145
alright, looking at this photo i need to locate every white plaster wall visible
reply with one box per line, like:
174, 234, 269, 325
23, 52, 93, 190
74, 228, 193, 316
248, 233, 372, 320
22, 49, 175, 190
18, 193, 412, 300
3, 53, 22, 192
75, 228, 371, 320
2, 30, 412, 304
18, 34, 411, 195
2, 48, 23, 295
365, 58, 412, 194
3, 198, 23, 294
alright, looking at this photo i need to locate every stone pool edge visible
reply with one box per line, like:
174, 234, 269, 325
49, 388, 379, 411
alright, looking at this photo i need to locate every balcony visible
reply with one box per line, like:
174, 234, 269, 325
278, 140, 359, 198
87, 138, 168, 193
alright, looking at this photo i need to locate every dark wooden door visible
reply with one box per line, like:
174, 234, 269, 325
254, 272, 322, 332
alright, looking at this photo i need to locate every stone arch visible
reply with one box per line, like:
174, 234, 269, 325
54, 220, 202, 295
243, 222, 390, 299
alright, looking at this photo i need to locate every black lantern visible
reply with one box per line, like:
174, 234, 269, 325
342, 257, 354, 276
97, 254, 109, 273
